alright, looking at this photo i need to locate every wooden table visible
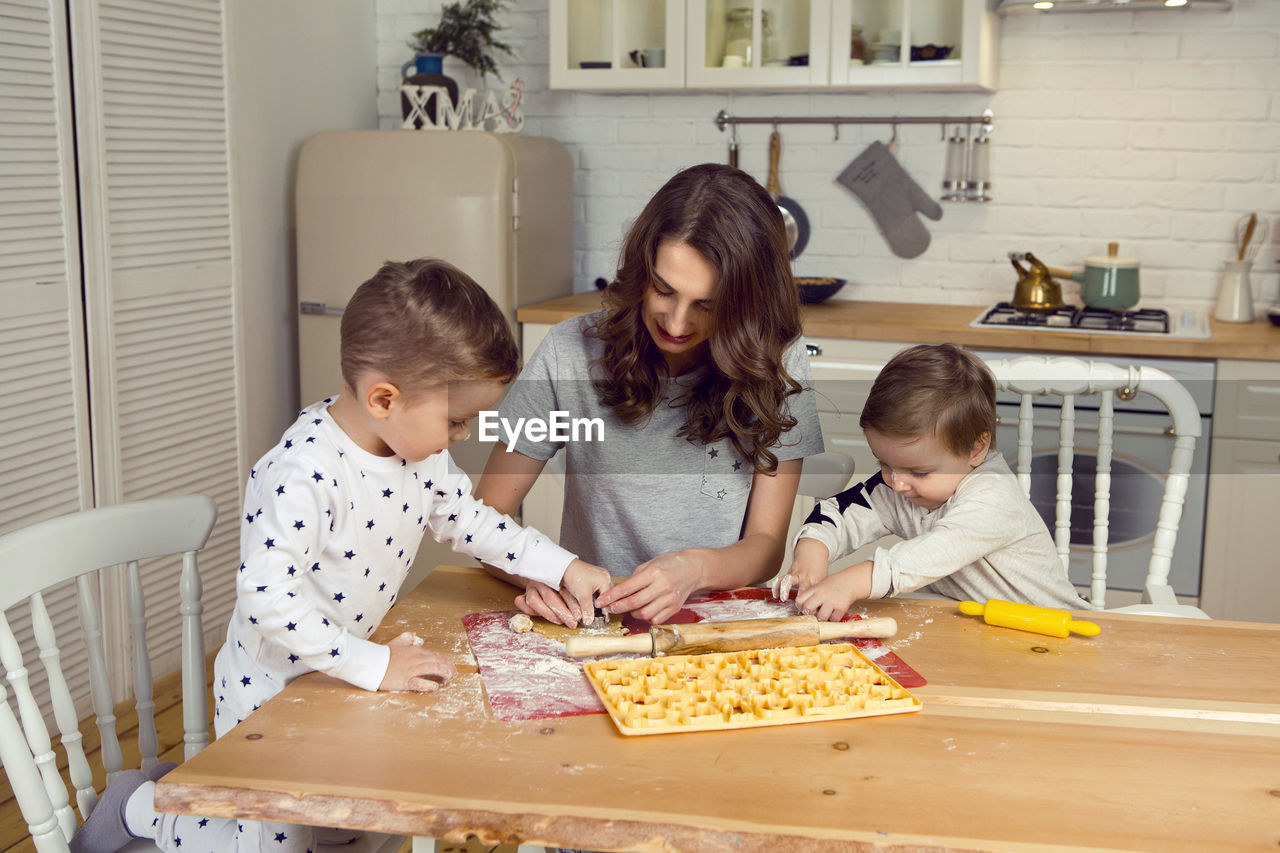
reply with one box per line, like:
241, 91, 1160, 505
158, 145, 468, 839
155, 566, 1280, 852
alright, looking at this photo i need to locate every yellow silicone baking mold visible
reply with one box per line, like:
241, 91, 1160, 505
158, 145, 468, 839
583, 642, 921, 736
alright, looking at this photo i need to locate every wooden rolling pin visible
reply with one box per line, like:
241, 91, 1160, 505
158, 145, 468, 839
563, 615, 897, 658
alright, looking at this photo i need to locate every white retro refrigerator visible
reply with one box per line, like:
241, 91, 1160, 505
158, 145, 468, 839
295, 130, 574, 585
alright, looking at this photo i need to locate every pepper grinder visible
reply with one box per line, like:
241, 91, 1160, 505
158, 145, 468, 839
941, 129, 968, 201
966, 133, 992, 202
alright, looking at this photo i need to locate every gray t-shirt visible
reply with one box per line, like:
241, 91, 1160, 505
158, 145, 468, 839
499, 312, 824, 575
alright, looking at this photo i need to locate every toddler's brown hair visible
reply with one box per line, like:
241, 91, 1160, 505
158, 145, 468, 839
859, 343, 996, 457
339, 258, 519, 397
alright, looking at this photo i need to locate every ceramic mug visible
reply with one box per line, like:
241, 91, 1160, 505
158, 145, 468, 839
400, 53, 444, 79
629, 48, 665, 68
1076, 254, 1140, 310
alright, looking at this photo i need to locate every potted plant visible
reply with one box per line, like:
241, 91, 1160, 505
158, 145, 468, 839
407, 0, 517, 82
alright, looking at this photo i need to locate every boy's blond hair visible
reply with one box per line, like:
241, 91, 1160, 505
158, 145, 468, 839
859, 343, 996, 457
339, 258, 519, 398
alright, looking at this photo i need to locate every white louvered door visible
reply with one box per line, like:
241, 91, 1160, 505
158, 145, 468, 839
1, 0, 242, 707
70, 0, 241, 690
0, 0, 97, 715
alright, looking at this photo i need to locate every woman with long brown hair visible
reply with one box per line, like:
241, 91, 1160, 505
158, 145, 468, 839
475, 163, 824, 625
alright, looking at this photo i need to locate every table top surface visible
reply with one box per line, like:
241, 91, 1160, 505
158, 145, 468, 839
157, 566, 1280, 852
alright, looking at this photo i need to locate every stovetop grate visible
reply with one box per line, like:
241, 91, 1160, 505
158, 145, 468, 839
977, 302, 1170, 334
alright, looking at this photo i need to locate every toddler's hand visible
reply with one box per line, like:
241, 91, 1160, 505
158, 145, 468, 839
771, 539, 830, 602
379, 631, 456, 693
794, 562, 873, 622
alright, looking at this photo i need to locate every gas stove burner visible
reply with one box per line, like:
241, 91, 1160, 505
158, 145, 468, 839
1076, 306, 1170, 334
977, 302, 1171, 334
980, 303, 1079, 327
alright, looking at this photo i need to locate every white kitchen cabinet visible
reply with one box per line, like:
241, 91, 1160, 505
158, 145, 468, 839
518, 323, 566, 538
829, 0, 997, 90
549, 0, 687, 90
684, 0, 831, 89
1199, 359, 1280, 623
550, 0, 996, 91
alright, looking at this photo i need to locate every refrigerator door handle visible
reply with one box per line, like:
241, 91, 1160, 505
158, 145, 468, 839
300, 300, 344, 316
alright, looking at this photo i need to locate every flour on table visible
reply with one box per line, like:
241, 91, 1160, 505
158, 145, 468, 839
463, 610, 624, 722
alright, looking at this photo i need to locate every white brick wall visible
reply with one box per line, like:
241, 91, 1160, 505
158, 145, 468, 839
376, 0, 1280, 311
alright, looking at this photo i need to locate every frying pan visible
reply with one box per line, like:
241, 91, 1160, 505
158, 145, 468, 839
766, 130, 810, 259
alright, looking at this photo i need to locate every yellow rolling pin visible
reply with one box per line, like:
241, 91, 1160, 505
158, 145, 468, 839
958, 599, 1100, 638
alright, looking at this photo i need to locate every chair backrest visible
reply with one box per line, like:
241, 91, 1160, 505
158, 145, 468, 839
795, 450, 856, 499
0, 494, 217, 850
982, 356, 1200, 609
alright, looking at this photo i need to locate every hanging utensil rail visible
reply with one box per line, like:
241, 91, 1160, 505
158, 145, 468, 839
715, 108, 994, 139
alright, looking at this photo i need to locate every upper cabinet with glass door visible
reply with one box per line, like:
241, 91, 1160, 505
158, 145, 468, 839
685, 0, 831, 89
549, 0, 686, 90
549, 0, 996, 91
830, 0, 996, 90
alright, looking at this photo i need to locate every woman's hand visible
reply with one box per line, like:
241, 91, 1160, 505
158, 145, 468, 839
379, 632, 457, 692
514, 580, 580, 627
794, 561, 873, 622
596, 549, 706, 624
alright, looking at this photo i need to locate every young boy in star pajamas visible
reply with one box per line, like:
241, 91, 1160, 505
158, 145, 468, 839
71, 259, 611, 853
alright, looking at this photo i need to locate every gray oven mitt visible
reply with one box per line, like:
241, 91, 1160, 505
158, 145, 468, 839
836, 141, 943, 259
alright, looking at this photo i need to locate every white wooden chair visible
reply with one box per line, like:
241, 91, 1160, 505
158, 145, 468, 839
984, 356, 1210, 618
1, 496, 407, 852
795, 450, 857, 501
0, 495, 217, 852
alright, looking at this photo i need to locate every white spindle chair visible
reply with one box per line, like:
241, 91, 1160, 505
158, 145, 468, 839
984, 356, 1209, 618
0, 495, 217, 852
795, 450, 857, 501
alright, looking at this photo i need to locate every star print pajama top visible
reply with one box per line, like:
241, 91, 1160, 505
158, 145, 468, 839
212, 399, 576, 734
794, 451, 1093, 609
497, 312, 824, 575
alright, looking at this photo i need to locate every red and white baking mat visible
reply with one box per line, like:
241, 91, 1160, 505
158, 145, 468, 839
461, 588, 926, 722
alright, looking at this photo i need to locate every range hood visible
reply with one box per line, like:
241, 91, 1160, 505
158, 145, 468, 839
997, 0, 1231, 12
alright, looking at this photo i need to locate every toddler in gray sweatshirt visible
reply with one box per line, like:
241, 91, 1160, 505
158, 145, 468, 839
773, 343, 1092, 620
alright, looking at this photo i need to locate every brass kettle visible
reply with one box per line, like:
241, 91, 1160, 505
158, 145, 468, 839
1010, 252, 1064, 313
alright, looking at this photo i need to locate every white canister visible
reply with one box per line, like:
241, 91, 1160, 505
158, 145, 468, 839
1214, 260, 1255, 323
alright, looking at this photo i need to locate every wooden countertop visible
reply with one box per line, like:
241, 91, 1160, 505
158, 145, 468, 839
157, 566, 1280, 852
517, 292, 1280, 361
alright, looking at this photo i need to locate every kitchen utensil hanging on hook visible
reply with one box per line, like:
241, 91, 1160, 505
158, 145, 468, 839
728, 122, 739, 169
836, 140, 942, 259
766, 127, 809, 259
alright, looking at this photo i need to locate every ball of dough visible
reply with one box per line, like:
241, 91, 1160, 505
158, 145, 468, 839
508, 613, 533, 634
